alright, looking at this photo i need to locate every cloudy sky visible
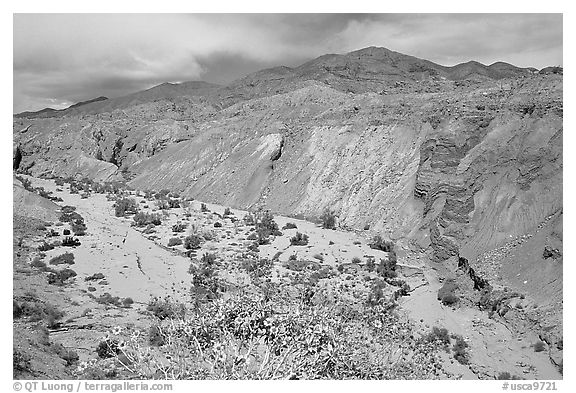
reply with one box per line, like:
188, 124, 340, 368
13, 13, 563, 113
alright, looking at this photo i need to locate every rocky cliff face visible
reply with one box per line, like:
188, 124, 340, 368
13, 49, 562, 273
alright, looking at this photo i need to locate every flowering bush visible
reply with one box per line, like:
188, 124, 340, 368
86, 280, 445, 380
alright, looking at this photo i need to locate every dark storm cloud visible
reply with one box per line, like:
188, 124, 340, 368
13, 13, 562, 113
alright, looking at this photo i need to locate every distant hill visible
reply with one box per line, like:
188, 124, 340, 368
14, 96, 108, 119
14, 46, 537, 118
14, 81, 219, 118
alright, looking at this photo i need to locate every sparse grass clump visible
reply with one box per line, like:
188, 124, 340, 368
290, 232, 309, 246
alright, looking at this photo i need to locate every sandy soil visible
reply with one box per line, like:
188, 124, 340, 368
15, 175, 562, 380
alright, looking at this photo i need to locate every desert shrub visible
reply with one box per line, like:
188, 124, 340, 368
168, 199, 180, 209
122, 297, 134, 308
242, 258, 273, 280
96, 293, 122, 307
256, 228, 271, 245
366, 257, 376, 272
366, 279, 387, 306
46, 228, 59, 237
497, 372, 522, 380
441, 293, 459, 305
376, 257, 397, 279
247, 232, 258, 240
114, 198, 138, 217
13, 348, 32, 375
168, 237, 183, 247
147, 297, 186, 320
49, 252, 75, 265
214, 222, 222, 228
198, 229, 213, 241
62, 236, 81, 247
364, 224, 370, 230
283, 259, 319, 272
452, 335, 469, 364
288, 253, 298, 261
71, 221, 87, 236
247, 242, 259, 253
38, 241, 55, 251
148, 325, 166, 346
172, 223, 187, 233
369, 235, 394, 252
224, 207, 232, 216
13, 300, 23, 318
320, 208, 337, 229
59, 211, 80, 223
290, 232, 309, 246
543, 246, 561, 259
15, 299, 65, 329
85, 272, 105, 281
61, 205, 76, 214
184, 234, 202, 250
243, 212, 255, 225
53, 343, 79, 366
425, 327, 451, 347
438, 279, 459, 305
351, 256, 362, 264
63, 229, 71, 235
96, 338, 120, 359
30, 257, 48, 270
282, 222, 298, 230
154, 189, 170, 199
133, 212, 162, 227
201, 203, 209, 212
533, 341, 546, 352
47, 269, 77, 286
189, 255, 225, 302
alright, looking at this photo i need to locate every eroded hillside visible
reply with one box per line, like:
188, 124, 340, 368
13, 47, 563, 378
